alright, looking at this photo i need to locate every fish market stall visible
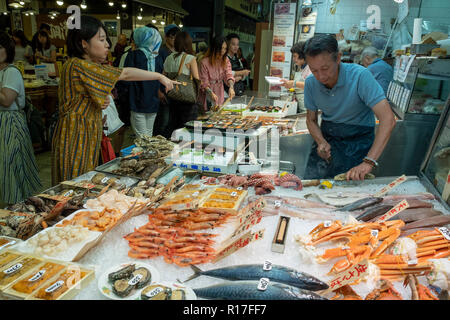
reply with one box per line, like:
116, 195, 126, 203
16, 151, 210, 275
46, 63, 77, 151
1, 133, 449, 301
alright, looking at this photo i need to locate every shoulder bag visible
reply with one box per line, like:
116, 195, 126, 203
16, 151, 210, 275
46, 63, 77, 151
166, 53, 199, 104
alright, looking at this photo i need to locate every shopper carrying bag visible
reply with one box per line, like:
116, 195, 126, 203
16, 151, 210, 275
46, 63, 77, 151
164, 31, 200, 136
166, 52, 198, 104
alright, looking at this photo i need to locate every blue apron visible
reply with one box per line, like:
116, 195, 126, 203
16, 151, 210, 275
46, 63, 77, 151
303, 120, 375, 179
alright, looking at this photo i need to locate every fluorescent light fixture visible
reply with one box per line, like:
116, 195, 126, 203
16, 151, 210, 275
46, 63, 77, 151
394, 0, 404, 3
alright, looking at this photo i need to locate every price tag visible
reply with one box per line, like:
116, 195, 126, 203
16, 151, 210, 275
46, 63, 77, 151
63, 190, 74, 197
408, 259, 418, 266
45, 280, 64, 293
101, 177, 110, 184
373, 175, 407, 197
257, 278, 270, 291
231, 192, 238, 197
128, 274, 143, 286
375, 199, 409, 223
274, 201, 281, 208
4, 263, 22, 275
324, 220, 332, 228
263, 261, 272, 271
438, 227, 450, 241
371, 230, 379, 238
28, 269, 46, 282
144, 286, 164, 299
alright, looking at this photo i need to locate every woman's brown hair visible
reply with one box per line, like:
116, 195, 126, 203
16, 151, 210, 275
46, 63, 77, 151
174, 31, 194, 57
37, 30, 51, 51
204, 36, 227, 68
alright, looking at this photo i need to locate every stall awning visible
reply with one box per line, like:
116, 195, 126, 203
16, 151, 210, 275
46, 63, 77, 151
133, 0, 189, 16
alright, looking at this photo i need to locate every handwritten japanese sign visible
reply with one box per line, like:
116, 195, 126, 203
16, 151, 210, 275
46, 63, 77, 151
373, 175, 407, 197
375, 199, 409, 223
328, 259, 370, 291
213, 229, 265, 263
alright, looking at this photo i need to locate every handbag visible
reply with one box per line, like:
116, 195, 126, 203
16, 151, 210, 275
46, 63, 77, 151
166, 53, 198, 104
100, 133, 116, 164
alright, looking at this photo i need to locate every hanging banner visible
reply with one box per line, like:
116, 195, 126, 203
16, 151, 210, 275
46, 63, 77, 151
269, 2, 296, 98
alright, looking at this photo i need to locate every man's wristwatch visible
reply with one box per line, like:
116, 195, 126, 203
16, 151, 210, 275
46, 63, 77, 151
363, 156, 379, 168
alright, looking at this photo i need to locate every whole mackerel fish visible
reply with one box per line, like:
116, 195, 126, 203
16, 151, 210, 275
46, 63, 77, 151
336, 197, 383, 212
184, 264, 329, 291
193, 281, 327, 300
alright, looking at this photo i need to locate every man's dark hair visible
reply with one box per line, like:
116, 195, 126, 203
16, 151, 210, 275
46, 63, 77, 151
290, 41, 306, 60
0, 32, 16, 63
67, 15, 106, 58
304, 34, 339, 61
226, 33, 239, 42
39, 23, 51, 31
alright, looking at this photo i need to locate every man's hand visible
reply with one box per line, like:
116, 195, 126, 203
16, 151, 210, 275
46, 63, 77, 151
317, 142, 331, 161
345, 162, 373, 181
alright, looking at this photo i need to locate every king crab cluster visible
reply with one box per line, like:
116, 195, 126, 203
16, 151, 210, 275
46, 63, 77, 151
201, 172, 303, 195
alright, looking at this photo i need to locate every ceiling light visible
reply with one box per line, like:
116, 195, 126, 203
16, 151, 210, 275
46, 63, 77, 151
25, 12, 29, 16
30, 12, 34, 15
179, 24, 183, 28
137, 15, 142, 20
108, 1, 114, 6
160, 21, 165, 25
140, 7, 143, 12
3, 12, 8, 15
56, 0, 64, 6
116, 11, 120, 19
121, 2, 126, 8
52, 12, 57, 16
81, 1, 87, 9
19, 1, 25, 5
50, 16, 55, 19
152, 19, 156, 23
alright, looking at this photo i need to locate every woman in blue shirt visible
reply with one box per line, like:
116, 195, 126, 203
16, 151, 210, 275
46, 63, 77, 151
124, 27, 164, 137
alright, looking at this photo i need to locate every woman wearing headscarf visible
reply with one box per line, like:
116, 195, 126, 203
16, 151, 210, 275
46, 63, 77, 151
124, 26, 164, 137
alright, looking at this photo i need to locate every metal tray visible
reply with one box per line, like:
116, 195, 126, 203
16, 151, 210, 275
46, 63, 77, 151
95, 157, 173, 182
70, 170, 140, 188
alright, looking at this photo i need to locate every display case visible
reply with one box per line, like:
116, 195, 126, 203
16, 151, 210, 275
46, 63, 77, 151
388, 57, 450, 120
420, 101, 450, 208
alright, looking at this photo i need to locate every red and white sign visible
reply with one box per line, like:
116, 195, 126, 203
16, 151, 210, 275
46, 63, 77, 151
375, 199, 409, 222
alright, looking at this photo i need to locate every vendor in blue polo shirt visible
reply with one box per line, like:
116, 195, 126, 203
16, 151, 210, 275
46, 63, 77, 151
303, 34, 396, 181
361, 46, 393, 95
